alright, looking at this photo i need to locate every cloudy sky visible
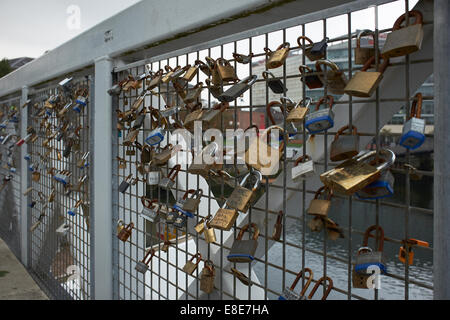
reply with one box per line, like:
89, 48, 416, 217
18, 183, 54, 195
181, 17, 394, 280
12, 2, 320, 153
0, 0, 141, 59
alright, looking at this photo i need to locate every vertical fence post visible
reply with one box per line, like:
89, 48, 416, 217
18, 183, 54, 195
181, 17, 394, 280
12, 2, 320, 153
20, 85, 29, 266
92, 56, 113, 299
434, 0, 450, 300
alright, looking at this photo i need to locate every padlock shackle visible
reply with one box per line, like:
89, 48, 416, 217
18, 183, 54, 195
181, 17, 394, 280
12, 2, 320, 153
363, 225, 385, 252
266, 101, 285, 126
240, 169, 262, 191
237, 223, 260, 241
142, 248, 156, 265
307, 276, 333, 300
233, 52, 254, 63
314, 95, 334, 112
189, 252, 202, 265
361, 55, 390, 73
294, 154, 312, 167
182, 189, 197, 200
231, 267, 250, 286
333, 125, 358, 142
244, 124, 259, 137
297, 36, 314, 48
240, 75, 258, 86
356, 29, 375, 48
299, 65, 313, 75
315, 59, 340, 73
409, 92, 423, 120
290, 267, 313, 294
393, 10, 423, 31
264, 42, 290, 55
203, 260, 215, 274
314, 186, 333, 201
141, 196, 158, 209
205, 57, 216, 69
357, 246, 373, 255
168, 164, 181, 182
262, 71, 276, 81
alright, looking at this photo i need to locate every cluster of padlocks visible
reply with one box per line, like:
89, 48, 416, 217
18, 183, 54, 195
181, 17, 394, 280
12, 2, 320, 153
0, 101, 20, 192
110, 10, 430, 298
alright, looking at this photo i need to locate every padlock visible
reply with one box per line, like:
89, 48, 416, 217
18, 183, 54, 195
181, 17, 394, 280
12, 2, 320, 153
173, 189, 194, 217
182, 63, 200, 82
171, 65, 190, 82
271, 211, 284, 241
262, 71, 287, 94
297, 36, 328, 61
131, 91, 150, 112
245, 126, 286, 177
205, 57, 222, 86
291, 154, 315, 182
203, 222, 217, 244
183, 103, 204, 132
264, 42, 290, 69
161, 65, 181, 84
398, 238, 429, 265
107, 83, 123, 96
196, 60, 212, 77
56, 223, 71, 236
344, 56, 389, 98
266, 99, 297, 137
356, 168, 395, 200
227, 223, 260, 263
125, 146, 136, 156
320, 148, 395, 195
233, 52, 254, 64
188, 142, 220, 177
305, 95, 335, 134
231, 267, 252, 286
147, 69, 164, 90
286, 97, 311, 128
306, 276, 333, 300
153, 144, 180, 166
182, 189, 203, 215
138, 144, 152, 164
307, 186, 333, 218
140, 197, 160, 222
117, 220, 134, 242
173, 213, 187, 229
355, 30, 378, 65
352, 269, 371, 289
159, 105, 181, 119
204, 79, 223, 99
218, 75, 257, 103
201, 102, 228, 131
316, 60, 348, 95
399, 92, 425, 150
123, 129, 139, 147
165, 209, 179, 225
183, 82, 203, 104
200, 260, 216, 294
299, 64, 323, 90
381, 10, 424, 58
119, 174, 133, 193
77, 152, 90, 168
209, 203, 238, 231
355, 225, 386, 275
68, 200, 83, 216
330, 125, 360, 162
135, 249, 156, 274
32, 170, 41, 182
158, 164, 181, 190
145, 109, 168, 146
146, 165, 161, 186
216, 58, 238, 82
73, 95, 88, 113
226, 170, 262, 213
279, 268, 313, 300
183, 253, 202, 275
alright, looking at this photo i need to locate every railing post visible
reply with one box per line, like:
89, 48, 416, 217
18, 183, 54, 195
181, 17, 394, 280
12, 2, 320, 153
20, 85, 29, 266
92, 56, 113, 300
433, 0, 450, 300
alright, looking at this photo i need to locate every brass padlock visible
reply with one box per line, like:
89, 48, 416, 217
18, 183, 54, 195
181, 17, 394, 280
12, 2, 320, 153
320, 149, 395, 195
196, 60, 212, 77
226, 170, 262, 213
201, 102, 228, 131
227, 223, 260, 263
344, 56, 389, 98
307, 186, 333, 218
330, 125, 360, 162
123, 129, 140, 147
381, 10, 424, 58
200, 260, 216, 294
117, 220, 134, 242
286, 97, 311, 126
264, 42, 290, 69
205, 57, 222, 86
183, 252, 202, 275
32, 170, 41, 182
183, 103, 204, 132
233, 52, 254, 64
205, 79, 223, 99
209, 203, 238, 231
152, 144, 180, 166
316, 60, 348, 95
182, 63, 200, 82
297, 36, 327, 61
183, 82, 203, 104
203, 221, 217, 244
216, 58, 238, 83
355, 30, 378, 65
147, 69, 164, 90
161, 65, 181, 84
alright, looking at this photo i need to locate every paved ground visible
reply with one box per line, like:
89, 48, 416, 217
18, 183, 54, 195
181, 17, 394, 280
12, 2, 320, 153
0, 238, 48, 300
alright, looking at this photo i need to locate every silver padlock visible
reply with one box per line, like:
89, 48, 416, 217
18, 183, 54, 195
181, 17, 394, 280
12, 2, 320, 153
291, 155, 315, 182
305, 95, 335, 134
227, 223, 260, 263
399, 93, 425, 150
158, 165, 181, 190
146, 166, 161, 186
330, 125, 360, 162
182, 189, 203, 215
140, 197, 160, 223
218, 75, 257, 103
355, 225, 387, 275
135, 249, 156, 274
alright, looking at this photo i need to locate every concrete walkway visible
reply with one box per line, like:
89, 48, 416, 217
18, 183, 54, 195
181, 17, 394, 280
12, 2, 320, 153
0, 238, 48, 300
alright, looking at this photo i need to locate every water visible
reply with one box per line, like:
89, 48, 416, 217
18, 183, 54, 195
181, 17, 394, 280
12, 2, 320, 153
254, 199, 434, 300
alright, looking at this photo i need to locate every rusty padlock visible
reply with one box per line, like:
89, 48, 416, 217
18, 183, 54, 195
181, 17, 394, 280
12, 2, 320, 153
117, 220, 134, 242
307, 186, 333, 218
183, 252, 202, 275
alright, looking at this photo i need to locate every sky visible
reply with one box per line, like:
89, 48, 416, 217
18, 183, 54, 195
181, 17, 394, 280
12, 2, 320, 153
0, 0, 141, 59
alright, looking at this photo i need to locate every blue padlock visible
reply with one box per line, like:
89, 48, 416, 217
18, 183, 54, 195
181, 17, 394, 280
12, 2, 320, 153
73, 96, 87, 113
305, 95, 335, 134
24, 154, 31, 161
399, 92, 425, 150
355, 225, 387, 275
145, 109, 167, 146
356, 170, 394, 200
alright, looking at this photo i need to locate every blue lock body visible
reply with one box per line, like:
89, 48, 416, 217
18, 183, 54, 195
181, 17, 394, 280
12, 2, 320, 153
355, 225, 387, 275
305, 95, 335, 134
356, 170, 394, 200
399, 93, 425, 150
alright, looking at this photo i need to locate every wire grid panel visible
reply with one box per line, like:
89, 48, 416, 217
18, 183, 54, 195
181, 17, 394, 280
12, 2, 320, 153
0, 95, 22, 259
27, 76, 92, 300
112, 0, 434, 300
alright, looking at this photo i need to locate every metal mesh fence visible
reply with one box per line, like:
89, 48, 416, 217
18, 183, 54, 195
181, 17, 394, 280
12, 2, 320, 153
112, 0, 434, 300
26, 76, 92, 300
